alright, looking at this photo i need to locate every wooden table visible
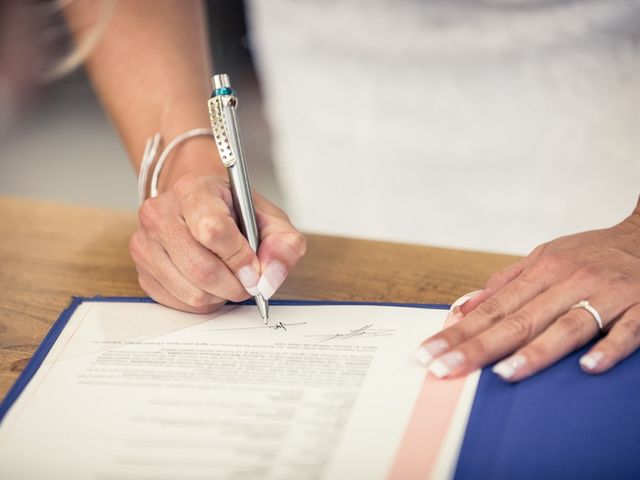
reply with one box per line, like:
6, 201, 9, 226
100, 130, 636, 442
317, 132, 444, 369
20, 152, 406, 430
0, 197, 518, 399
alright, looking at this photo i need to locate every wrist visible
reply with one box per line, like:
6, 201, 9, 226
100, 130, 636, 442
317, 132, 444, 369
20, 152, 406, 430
157, 135, 227, 193
154, 97, 228, 192
138, 97, 230, 199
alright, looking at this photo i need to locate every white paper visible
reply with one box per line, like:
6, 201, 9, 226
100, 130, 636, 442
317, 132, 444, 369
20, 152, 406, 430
0, 301, 468, 479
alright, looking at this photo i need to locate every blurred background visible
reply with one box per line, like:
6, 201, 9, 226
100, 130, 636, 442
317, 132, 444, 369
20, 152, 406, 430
2, 0, 638, 255
0, 0, 281, 211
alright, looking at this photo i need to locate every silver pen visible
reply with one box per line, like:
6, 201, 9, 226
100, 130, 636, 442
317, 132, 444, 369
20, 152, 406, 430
208, 73, 269, 323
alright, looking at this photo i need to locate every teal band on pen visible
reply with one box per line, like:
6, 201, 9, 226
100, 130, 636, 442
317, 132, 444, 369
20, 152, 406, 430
213, 87, 234, 97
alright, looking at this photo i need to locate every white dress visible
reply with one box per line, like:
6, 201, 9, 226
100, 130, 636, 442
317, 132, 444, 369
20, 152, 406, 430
246, 0, 640, 255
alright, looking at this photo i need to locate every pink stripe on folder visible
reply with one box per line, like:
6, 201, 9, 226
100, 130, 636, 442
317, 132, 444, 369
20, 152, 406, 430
387, 311, 471, 480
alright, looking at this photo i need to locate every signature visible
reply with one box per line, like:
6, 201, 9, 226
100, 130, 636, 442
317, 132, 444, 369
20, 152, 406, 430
206, 322, 307, 333
305, 324, 396, 342
270, 321, 296, 332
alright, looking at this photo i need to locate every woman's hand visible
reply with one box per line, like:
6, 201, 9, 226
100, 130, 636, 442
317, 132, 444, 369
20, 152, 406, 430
130, 173, 306, 314
416, 198, 640, 381
63, 0, 306, 313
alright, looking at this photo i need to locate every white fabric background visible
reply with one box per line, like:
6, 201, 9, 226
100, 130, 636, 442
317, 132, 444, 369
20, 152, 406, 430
246, 0, 640, 255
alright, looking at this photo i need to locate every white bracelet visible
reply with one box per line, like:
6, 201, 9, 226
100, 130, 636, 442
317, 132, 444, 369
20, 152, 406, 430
138, 128, 214, 204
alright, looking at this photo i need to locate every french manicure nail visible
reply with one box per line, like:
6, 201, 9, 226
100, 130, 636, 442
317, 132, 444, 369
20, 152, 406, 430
492, 354, 527, 380
580, 351, 604, 371
237, 265, 260, 296
257, 260, 288, 300
428, 351, 465, 378
414, 339, 449, 366
450, 289, 484, 317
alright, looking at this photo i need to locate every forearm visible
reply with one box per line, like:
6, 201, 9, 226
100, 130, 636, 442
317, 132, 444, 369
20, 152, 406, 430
63, 0, 225, 188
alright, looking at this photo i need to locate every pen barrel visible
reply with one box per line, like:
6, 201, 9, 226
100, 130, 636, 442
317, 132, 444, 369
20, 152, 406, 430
222, 103, 260, 253
228, 163, 260, 253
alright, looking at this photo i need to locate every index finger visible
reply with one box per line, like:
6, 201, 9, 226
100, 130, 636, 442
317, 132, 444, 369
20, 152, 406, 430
179, 192, 262, 294
415, 268, 556, 365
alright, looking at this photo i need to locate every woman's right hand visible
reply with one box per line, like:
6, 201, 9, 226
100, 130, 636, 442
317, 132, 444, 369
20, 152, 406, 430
129, 173, 306, 313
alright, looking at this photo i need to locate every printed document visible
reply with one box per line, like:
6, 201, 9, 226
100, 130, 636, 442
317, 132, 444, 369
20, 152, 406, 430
0, 301, 475, 479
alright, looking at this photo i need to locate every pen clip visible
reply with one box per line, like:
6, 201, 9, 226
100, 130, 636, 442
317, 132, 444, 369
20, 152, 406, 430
208, 94, 238, 168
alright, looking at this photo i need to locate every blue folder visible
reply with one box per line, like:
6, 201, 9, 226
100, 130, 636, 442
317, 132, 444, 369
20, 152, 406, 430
454, 341, 640, 480
1, 297, 639, 478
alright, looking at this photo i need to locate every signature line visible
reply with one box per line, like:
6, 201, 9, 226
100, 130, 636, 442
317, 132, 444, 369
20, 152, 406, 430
205, 321, 307, 333
305, 324, 396, 342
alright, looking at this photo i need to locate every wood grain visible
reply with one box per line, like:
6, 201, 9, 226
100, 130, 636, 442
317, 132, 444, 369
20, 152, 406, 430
0, 196, 519, 399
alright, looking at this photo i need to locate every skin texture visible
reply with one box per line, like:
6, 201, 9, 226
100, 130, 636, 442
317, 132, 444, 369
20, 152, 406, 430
418, 198, 640, 381
63, 0, 305, 312
130, 174, 306, 313
65, 1, 639, 379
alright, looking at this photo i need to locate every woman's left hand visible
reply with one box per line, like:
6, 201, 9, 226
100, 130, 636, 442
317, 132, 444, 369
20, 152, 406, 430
415, 197, 640, 382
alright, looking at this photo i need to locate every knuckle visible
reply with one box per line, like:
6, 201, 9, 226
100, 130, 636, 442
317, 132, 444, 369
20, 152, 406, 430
557, 314, 588, 344
485, 270, 505, 289
615, 318, 640, 341
501, 312, 534, 341
522, 342, 549, 364
609, 273, 637, 290
440, 324, 473, 346
529, 243, 547, 258
533, 253, 563, 275
286, 232, 307, 258
463, 336, 492, 361
475, 297, 509, 322
185, 289, 210, 308
514, 270, 537, 287
570, 264, 602, 284
600, 335, 625, 354
188, 259, 220, 286
219, 187, 234, 207
196, 216, 230, 245
224, 242, 253, 267
430, 321, 469, 346
138, 198, 160, 230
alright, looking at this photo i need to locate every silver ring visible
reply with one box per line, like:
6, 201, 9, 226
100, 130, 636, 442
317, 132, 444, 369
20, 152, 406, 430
571, 300, 604, 330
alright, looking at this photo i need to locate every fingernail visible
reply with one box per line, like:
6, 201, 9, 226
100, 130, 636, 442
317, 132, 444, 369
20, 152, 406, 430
580, 351, 604, 371
492, 354, 527, 380
450, 289, 484, 317
237, 265, 260, 296
257, 260, 288, 300
414, 339, 449, 366
428, 351, 465, 378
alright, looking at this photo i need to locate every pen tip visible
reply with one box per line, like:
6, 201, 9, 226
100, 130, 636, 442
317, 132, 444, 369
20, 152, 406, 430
256, 294, 269, 324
